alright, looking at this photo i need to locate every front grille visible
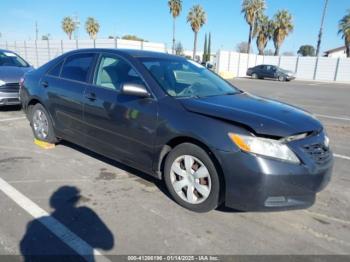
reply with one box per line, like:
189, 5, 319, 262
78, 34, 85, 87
0, 83, 20, 93
303, 143, 331, 165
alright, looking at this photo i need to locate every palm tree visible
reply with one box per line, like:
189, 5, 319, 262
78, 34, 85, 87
255, 14, 273, 55
62, 17, 76, 40
241, 0, 266, 53
338, 10, 350, 57
168, 0, 182, 54
272, 10, 294, 56
85, 17, 100, 40
187, 5, 207, 60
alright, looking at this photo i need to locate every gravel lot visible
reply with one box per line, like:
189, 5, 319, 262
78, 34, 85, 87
0, 79, 349, 259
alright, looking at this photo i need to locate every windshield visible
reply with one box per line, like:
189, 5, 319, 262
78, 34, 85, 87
0, 51, 29, 67
140, 58, 240, 98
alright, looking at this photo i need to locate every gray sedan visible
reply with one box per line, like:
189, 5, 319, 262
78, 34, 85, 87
0, 49, 33, 106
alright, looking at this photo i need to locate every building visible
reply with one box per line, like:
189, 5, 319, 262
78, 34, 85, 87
324, 46, 347, 58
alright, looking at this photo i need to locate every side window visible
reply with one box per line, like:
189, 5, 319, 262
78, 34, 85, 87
47, 60, 63, 77
61, 53, 94, 82
95, 55, 143, 91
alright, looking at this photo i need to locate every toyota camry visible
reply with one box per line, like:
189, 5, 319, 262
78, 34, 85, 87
20, 49, 333, 212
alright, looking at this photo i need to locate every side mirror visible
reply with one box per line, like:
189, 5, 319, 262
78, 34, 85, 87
121, 83, 150, 98
207, 63, 213, 70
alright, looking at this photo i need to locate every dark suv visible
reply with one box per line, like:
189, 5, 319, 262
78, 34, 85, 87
20, 49, 333, 212
247, 64, 295, 81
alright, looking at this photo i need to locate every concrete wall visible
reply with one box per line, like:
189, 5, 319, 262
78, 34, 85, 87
0, 39, 167, 68
216, 50, 350, 82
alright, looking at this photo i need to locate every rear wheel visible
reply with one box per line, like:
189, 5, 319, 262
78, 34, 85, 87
30, 103, 57, 144
164, 143, 221, 213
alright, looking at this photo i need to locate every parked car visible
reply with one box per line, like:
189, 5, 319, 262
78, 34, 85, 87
247, 64, 295, 81
0, 49, 33, 106
20, 49, 333, 212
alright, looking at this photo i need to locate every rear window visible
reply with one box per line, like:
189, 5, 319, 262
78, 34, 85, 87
61, 53, 95, 82
0, 51, 29, 67
47, 61, 63, 77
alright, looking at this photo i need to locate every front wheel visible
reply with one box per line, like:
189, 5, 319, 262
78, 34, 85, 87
30, 103, 57, 144
252, 73, 258, 79
278, 75, 286, 82
164, 143, 221, 213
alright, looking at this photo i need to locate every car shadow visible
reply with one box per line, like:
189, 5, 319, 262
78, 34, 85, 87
59, 141, 245, 214
59, 141, 172, 201
216, 204, 245, 213
0, 105, 22, 111
20, 186, 114, 262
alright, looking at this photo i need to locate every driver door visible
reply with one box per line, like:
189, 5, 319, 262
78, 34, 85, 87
83, 53, 158, 172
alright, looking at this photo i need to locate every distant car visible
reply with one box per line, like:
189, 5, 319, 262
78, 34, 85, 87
247, 64, 295, 81
21, 49, 333, 212
0, 49, 33, 106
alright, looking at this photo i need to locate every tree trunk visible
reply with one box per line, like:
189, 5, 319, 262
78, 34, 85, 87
247, 25, 252, 54
274, 45, 280, 56
172, 18, 176, 55
347, 44, 350, 58
68, 33, 72, 40
257, 38, 264, 55
193, 31, 198, 60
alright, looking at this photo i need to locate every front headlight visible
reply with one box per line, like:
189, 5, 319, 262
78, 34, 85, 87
0, 80, 6, 87
228, 133, 300, 164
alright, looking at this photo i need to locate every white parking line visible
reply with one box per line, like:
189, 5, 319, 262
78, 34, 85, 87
0, 116, 26, 122
315, 114, 350, 122
0, 177, 110, 262
334, 154, 350, 161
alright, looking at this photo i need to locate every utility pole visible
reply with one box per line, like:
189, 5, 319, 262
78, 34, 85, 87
35, 21, 39, 41
73, 13, 80, 40
316, 0, 329, 56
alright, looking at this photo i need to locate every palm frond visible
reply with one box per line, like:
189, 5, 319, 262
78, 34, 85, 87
168, 0, 182, 18
187, 5, 207, 33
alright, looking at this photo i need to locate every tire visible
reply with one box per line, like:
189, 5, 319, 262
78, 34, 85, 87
252, 73, 258, 79
164, 143, 221, 213
30, 103, 57, 144
278, 75, 286, 82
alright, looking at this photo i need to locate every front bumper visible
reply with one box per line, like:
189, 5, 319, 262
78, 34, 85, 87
286, 75, 296, 81
216, 133, 333, 211
0, 91, 21, 106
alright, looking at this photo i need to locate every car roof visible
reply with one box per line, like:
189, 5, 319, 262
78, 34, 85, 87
65, 48, 185, 60
257, 64, 277, 67
0, 49, 16, 54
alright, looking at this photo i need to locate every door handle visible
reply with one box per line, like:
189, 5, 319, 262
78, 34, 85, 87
41, 81, 49, 88
85, 92, 96, 101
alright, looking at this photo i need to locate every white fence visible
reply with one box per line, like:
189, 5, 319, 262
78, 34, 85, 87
0, 39, 167, 68
216, 50, 350, 82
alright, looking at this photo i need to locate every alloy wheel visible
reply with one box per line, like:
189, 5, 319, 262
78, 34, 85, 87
32, 109, 49, 140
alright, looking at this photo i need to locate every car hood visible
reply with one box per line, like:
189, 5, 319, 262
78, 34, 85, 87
280, 70, 294, 75
179, 92, 322, 137
0, 66, 33, 83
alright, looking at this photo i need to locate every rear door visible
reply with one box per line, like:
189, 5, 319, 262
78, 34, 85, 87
43, 52, 97, 145
265, 65, 277, 78
83, 53, 158, 172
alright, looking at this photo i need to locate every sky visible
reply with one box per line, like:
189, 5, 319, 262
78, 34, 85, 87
0, 0, 348, 54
